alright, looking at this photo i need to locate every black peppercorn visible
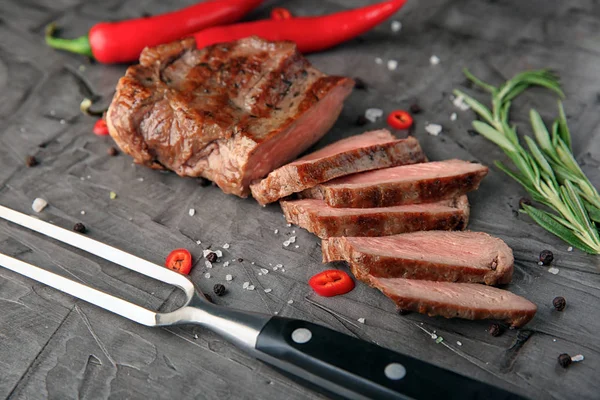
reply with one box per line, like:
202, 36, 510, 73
519, 197, 532, 208
237, 258, 243, 262
354, 77, 367, 90
213, 283, 226, 296
553, 296, 566, 311
539, 250, 554, 265
206, 252, 217, 263
73, 222, 86, 233
488, 323, 502, 337
558, 353, 572, 368
107, 146, 119, 156
356, 115, 369, 126
25, 155, 38, 167
409, 103, 422, 114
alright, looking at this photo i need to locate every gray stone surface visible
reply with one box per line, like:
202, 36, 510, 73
1, 0, 599, 399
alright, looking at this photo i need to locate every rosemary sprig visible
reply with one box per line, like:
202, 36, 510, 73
454, 69, 600, 254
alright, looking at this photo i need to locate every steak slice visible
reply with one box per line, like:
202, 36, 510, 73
280, 195, 469, 239
106, 37, 354, 197
250, 130, 426, 205
367, 275, 537, 327
303, 159, 488, 208
322, 231, 513, 285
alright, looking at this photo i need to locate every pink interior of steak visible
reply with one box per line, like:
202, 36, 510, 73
287, 198, 460, 216
242, 81, 354, 187
370, 276, 536, 312
345, 231, 509, 270
325, 160, 485, 187
289, 129, 396, 164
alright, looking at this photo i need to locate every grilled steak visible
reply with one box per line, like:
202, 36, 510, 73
250, 130, 426, 205
367, 275, 537, 327
322, 231, 513, 285
280, 195, 469, 239
106, 37, 354, 197
303, 159, 488, 208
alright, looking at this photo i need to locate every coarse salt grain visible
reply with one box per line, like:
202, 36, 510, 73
375, 57, 383, 65
295, 245, 299, 249
260, 268, 269, 274
247, 285, 255, 291
81, 210, 86, 215
571, 354, 584, 362
251, 262, 255, 265
457, 341, 462, 346
281, 268, 285, 272
286, 223, 291, 227
205, 261, 213, 269
196, 240, 202, 245
223, 243, 230, 249
548, 267, 560, 275
225, 274, 233, 281
538, 261, 544, 266
365, 108, 384, 123
292, 230, 296, 234
275, 264, 283, 269
429, 55, 440, 65
264, 288, 272, 293
431, 333, 438, 340
450, 112, 457, 121
425, 123, 443, 136
243, 282, 250, 289
204, 273, 211, 279
391, 20, 402, 32
274, 229, 279, 234
387, 60, 398, 71
203, 249, 212, 258
188, 208, 195, 216
567, 246, 573, 252
357, 318, 365, 324
287, 299, 294, 304
138, 177, 144, 182
223, 261, 230, 267
215, 250, 223, 257
289, 236, 297, 243
283, 241, 291, 247
452, 94, 471, 111
32, 198, 48, 213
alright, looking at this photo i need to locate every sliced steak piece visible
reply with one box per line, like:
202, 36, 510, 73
280, 195, 469, 239
303, 159, 488, 208
322, 231, 513, 285
250, 130, 426, 205
367, 275, 537, 327
107, 37, 354, 197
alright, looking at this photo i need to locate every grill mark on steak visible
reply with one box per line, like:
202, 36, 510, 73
107, 37, 354, 196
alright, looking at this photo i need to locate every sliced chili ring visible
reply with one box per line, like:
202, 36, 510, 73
387, 110, 413, 130
165, 248, 193, 275
93, 119, 109, 136
271, 7, 293, 21
309, 270, 355, 297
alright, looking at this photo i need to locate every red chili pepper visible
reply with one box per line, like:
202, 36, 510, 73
93, 119, 109, 136
387, 110, 413, 130
193, 0, 407, 53
44, 0, 264, 63
165, 249, 193, 275
271, 8, 292, 21
309, 270, 355, 297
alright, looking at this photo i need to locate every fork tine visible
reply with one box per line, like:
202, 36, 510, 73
0, 251, 158, 326
0, 205, 194, 299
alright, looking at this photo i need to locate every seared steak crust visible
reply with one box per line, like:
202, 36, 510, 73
107, 37, 354, 196
368, 276, 537, 327
280, 195, 470, 239
250, 130, 426, 205
322, 231, 513, 285
304, 160, 488, 208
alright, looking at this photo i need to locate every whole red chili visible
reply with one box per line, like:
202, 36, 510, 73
309, 270, 355, 297
193, 0, 408, 53
45, 0, 264, 63
93, 119, 109, 136
271, 7, 293, 21
165, 249, 193, 275
387, 110, 413, 130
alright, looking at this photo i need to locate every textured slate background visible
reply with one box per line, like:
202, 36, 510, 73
1, 0, 600, 399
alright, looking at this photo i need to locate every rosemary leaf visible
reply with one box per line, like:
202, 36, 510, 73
472, 121, 516, 153
557, 101, 572, 150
